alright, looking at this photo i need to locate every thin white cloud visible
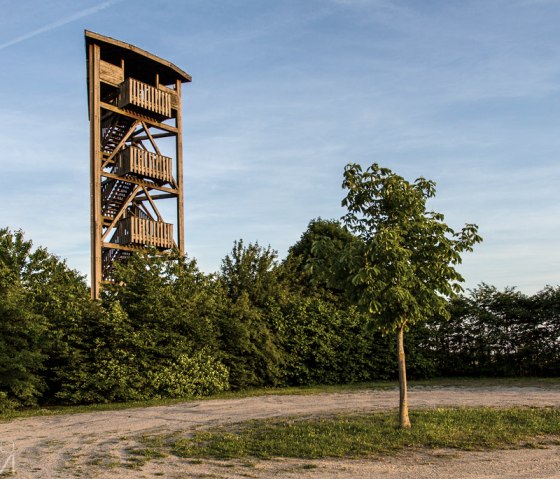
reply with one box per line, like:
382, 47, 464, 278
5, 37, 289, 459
0, 0, 125, 50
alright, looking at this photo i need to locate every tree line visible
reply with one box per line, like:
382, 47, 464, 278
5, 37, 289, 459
1, 222, 558, 412
1, 162, 557, 417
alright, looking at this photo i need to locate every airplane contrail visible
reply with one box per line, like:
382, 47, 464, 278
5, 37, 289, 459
0, 0, 125, 51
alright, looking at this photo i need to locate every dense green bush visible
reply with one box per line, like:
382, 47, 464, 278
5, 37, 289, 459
272, 296, 394, 385
56, 252, 230, 404
0, 226, 558, 410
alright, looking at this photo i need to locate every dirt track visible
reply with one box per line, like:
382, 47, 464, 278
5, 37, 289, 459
2, 386, 560, 478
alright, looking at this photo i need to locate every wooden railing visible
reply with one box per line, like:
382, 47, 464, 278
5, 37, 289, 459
115, 217, 174, 249
119, 78, 172, 118
118, 146, 173, 183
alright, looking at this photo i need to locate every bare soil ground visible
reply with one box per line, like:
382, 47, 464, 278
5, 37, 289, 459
2, 386, 560, 478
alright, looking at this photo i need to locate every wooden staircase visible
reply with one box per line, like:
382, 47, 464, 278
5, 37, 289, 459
101, 115, 135, 155
102, 247, 131, 279
101, 178, 135, 218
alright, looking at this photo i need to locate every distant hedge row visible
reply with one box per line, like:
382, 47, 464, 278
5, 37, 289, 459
0, 223, 558, 411
421, 284, 560, 377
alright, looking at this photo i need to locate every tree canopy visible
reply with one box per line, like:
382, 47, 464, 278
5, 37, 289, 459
340, 163, 482, 332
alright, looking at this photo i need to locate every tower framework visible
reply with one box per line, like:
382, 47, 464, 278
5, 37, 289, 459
85, 31, 191, 299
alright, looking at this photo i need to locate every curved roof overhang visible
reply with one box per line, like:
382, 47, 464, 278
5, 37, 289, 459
85, 30, 192, 85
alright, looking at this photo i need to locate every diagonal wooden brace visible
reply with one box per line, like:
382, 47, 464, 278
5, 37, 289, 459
101, 184, 143, 241
102, 119, 140, 169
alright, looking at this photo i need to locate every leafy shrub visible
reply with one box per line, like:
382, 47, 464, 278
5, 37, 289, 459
0, 392, 18, 414
148, 349, 229, 397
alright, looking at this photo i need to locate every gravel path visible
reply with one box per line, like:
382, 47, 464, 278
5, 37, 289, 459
2, 386, 559, 478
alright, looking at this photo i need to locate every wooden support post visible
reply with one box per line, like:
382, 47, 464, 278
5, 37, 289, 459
89, 43, 102, 300
175, 80, 184, 255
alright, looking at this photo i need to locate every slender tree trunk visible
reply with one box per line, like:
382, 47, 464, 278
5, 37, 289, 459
397, 325, 411, 428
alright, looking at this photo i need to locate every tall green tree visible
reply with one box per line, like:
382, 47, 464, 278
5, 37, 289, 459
336, 163, 481, 427
0, 229, 46, 409
218, 240, 284, 388
22, 243, 91, 401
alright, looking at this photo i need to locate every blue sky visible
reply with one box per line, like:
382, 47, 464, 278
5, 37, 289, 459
1, 0, 559, 294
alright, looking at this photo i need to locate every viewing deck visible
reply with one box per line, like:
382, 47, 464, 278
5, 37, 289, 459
118, 78, 172, 118
118, 146, 173, 183
115, 216, 174, 249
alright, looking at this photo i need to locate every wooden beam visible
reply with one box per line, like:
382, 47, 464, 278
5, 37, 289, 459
90, 42, 102, 300
138, 203, 156, 221
102, 172, 178, 194
141, 186, 163, 221
100, 59, 124, 86
141, 121, 162, 156
131, 124, 174, 137
132, 132, 176, 141
134, 192, 177, 201
102, 242, 144, 253
102, 243, 175, 254
176, 80, 185, 255
100, 102, 178, 134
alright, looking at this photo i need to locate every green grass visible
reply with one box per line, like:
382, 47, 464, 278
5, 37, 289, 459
1, 377, 558, 422
407, 377, 560, 389
170, 407, 560, 460
0, 397, 191, 422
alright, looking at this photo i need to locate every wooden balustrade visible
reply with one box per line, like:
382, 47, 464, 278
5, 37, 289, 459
118, 78, 172, 118
118, 146, 173, 183
115, 217, 174, 249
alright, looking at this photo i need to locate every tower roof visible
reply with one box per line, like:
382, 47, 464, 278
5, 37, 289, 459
85, 30, 192, 85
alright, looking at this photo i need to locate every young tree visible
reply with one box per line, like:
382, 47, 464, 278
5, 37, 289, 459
338, 163, 481, 428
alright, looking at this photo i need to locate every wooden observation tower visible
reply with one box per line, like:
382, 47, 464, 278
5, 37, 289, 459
85, 31, 191, 299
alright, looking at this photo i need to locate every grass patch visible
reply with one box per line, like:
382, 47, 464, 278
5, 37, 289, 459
127, 447, 168, 460
171, 407, 560, 459
408, 377, 560, 389
1, 377, 558, 422
0, 397, 191, 422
